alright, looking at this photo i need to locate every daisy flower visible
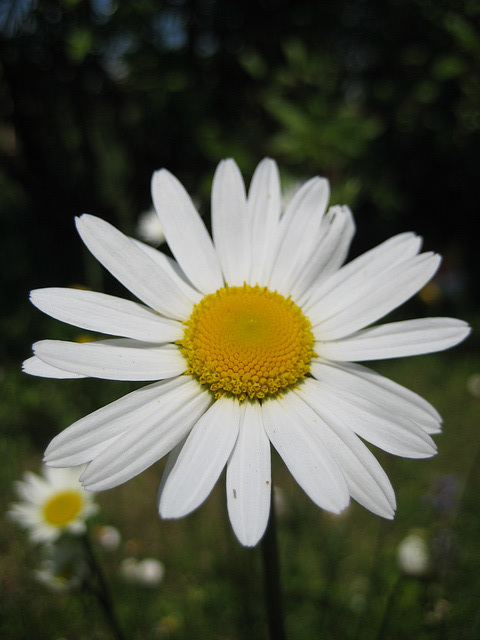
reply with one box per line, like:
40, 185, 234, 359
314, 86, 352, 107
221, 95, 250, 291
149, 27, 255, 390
397, 530, 430, 577
136, 207, 165, 246
93, 524, 122, 551
120, 557, 165, 587
9, 465, 99, 543
34, 538, 90, 592
23, 158, 470, 546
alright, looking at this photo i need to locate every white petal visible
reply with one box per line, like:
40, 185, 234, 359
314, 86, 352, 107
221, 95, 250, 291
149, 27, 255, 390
33, 339, 186, 380
156, 438, 185, 501
151, 169, 224, 293
311, 360, 442, 434
133, 238, 203, 304
226, 401, 271, 546
295, 382, 396, 518
79, 382, 212, 490
317, 206, 356, 273
268, 177, 330, 295
159, 396, 241, 518
75, 215, 194, 319
304, 232, 422, 314
316, 317, 471, 361
211, 159, 250, 285
45, 377, 198, 466
13, 477, 42, 504
247, 158, 282, 285
44, 465, 86, 488
16, 472, 51, 501
292, 205, 355, 303
23, 355, 86, 378
30, 288, 183, 342
262, 395, 349, 513
312, 252, 441, 339
309, 378, 437, 458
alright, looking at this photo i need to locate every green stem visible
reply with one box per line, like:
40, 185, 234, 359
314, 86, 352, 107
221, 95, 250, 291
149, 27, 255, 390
373, 576, 402, 640
82, 532, 128, 640
260, 487, 287, 640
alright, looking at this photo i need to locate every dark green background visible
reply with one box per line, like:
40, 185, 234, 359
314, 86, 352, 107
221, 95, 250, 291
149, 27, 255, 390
1, 0, 479, 365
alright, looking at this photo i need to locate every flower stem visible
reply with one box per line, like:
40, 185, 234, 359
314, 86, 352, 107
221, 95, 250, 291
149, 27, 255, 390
260, 487, 287, 640
82, 532, 127, 640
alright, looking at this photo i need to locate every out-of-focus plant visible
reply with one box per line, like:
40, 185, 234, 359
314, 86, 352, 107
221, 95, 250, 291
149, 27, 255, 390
250, 40, 383, 174
8, 462, 166, 639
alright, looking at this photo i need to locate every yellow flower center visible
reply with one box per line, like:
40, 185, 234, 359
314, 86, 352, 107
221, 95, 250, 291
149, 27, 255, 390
43, 491, 83, 527
179, 284, 315, 401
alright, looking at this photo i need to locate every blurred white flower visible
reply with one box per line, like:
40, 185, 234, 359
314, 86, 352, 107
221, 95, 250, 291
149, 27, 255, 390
119, 557, 139, 583
34, 539, 90, 592
119, 557, 165, 587
136, 207, 165, 246
93, 524, 121, 551
273, 486, 289, 518
397, 531, 430, 577
136, 558, 165, 586
466, 373, 480, 398
425, 598, 451, 625
9, 465, 98, 544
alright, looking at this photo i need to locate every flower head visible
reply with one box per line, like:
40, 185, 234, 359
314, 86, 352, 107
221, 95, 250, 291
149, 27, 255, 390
397, 531, 430, 577
23, 158, 470, 546
136, 207, 165, 246
120, 557, 165, 587
34, 538, 90, 592
93, 524, 122, 551
9, 465, 99, 543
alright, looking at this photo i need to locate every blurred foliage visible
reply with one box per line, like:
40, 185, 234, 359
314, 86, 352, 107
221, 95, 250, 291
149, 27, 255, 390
1, 348, 480, 639
1, 0, 479, 362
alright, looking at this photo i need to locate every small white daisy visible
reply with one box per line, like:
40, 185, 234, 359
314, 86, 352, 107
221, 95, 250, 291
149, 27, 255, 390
23, 158, 470, 547
135, 558, 165, 587
119, 557, 140, 583
9, 465, 99, 543
136, 207, 165, 246
397, 531, 430, 577
93, 524, 122, 551
120, 557, 165, 587
34, 538, 90, 592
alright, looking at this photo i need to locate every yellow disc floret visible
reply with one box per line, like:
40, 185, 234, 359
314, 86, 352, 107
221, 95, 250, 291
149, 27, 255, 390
179, 284, 315, 401
43, 491, 83, 527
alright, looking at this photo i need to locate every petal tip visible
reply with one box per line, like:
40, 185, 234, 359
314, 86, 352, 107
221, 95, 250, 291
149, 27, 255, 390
151, 167, 174, 188
75, 213, 91, 227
